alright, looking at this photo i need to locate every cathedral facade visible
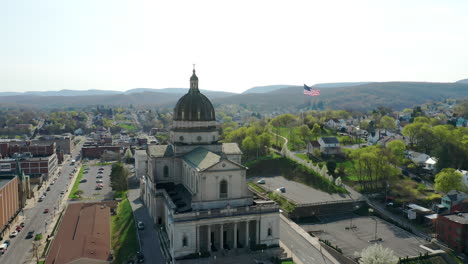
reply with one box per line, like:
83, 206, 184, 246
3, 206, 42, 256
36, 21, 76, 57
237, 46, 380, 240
139, 69, 279, 261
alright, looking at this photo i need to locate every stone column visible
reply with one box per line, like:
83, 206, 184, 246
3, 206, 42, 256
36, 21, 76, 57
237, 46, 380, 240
207, 225, 211, 252
245, 221, 249, 248
220, 224, 224, 250
233, 222, 237, 248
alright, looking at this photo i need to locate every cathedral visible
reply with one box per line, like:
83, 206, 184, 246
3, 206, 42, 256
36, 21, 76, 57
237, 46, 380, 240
139, 68, 279, 261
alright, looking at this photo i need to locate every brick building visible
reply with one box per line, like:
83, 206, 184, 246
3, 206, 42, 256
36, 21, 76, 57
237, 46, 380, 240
437, 212, 468, 253
0, 154, 58, 184
0, 142, 63, 164
81, 144, 120, 159
32, 135, 73, 154
0, 176, 19, 240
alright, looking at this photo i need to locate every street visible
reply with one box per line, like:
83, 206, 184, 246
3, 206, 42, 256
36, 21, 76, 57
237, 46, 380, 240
279, 216, 334, 264
1, 138, 85, 264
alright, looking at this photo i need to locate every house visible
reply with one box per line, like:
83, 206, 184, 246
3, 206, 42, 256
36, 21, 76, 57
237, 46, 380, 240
441, 190, 468, 213
367, 130, 381, 145
437, 212, 468, 253
423, 157, 437, 171
306, 140, 320, 157
318, 137, 341, 155
406, 204, 433, 224
407, 151, 430, 166
325, 119, 340, 129
456, 117, 467, 127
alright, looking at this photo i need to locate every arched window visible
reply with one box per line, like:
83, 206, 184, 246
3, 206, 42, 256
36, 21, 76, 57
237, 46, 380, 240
219, 180, 228, 198
163, 165, 169, 178
268, 227, 272, 237
182, 235, 188, 247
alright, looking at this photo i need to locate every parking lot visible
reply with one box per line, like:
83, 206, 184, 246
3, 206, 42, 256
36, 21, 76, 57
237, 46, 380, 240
251, 176, 354, 204
78, 163, 114, 201
300, 214, 428, 258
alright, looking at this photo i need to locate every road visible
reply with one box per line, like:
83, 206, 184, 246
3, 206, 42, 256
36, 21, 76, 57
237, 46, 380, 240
279, 217, 334, 264
127, 188, 166, 264
1, 138, 85, 264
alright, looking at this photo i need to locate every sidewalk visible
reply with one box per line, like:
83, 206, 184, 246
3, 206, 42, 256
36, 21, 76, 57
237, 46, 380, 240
127, 187, 166, 264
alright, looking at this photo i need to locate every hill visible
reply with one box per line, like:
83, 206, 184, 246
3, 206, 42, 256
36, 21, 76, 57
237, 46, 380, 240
1, 82, 467, 111
456, 79, 468, 84
313, 82, 372, 88
213, 82, 468, 111
242, 85, 297, 94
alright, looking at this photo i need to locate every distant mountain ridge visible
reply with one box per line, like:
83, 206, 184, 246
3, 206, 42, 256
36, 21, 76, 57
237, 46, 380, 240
1, 81, 467, 111
242, 85, 298, 94
456, 79, 468, 84
312, 82, 373, 88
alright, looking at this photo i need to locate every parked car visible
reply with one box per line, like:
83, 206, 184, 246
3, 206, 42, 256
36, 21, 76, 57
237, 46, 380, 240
20, 222, 25, 227
99, 168, 104, 171
137, 221, 145, 230
60, 190, 65, 195
96, 179, 103, 183
95, 185, 103, 190
80, 179, 87, 183
96, 175, 103, 179
10, 231, 18, 238
276, 187, 286, 193
257, 179, 266, 184
43, 208, 49, 214
46, 186, 51, 191
50, 181, 55, 185
0, 243, 7, 254
15, 225, 22, 232
26, 230, 35, 239
97, 171, 104, 174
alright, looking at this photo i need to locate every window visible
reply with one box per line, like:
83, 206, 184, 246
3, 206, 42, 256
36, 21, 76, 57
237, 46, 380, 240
219, 180, 228, 198
179, 136, 184, 141
163, 166, 169, 178
267, 228, 272, 237
182, 235, 188, 247
197, 136, 202, 141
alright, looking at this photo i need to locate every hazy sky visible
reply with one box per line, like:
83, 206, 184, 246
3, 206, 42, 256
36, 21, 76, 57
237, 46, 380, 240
2, 0, 468, 93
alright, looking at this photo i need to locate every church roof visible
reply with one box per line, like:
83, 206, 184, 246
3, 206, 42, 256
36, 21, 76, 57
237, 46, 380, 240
173, 69, 215, 122
222, 143, 242, 155
148, 145, 173, 158
183, 147, 221, 171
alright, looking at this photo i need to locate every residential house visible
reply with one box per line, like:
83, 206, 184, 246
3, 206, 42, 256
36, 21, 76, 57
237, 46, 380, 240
423, 157, 437, 171
306, 140, 320, 158
325, 119, 346, 130
407, 151, 431, 166
441, 190, 468, 213
459, 170, 468, 188
318, 137, 341, 155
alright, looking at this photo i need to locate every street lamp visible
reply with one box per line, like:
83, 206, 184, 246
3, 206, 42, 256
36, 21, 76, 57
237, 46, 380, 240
349, 205, 360, 230
368, 208, 378, 241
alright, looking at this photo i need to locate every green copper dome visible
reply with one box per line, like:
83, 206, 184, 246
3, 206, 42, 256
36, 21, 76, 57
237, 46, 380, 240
173, 69, 215, 122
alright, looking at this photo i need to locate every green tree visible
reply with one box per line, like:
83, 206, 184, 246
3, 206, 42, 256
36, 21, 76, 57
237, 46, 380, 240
110, 163, 129, 192
386, 140, 406, 165
434, 168, 463, 193
74, 189, 84, 198
311, 123, 321, 140
379, 116, 396, 133
299, 124, 311, 142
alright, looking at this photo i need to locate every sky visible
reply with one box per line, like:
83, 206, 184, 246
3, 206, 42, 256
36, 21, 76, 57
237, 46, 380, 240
1, 0, 468, 93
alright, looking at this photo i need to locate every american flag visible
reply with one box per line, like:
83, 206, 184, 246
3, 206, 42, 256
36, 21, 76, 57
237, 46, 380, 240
303, 84, 320, 96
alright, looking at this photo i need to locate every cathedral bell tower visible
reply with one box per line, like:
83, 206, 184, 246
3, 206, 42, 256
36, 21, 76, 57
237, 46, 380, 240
190, 65, 199, 92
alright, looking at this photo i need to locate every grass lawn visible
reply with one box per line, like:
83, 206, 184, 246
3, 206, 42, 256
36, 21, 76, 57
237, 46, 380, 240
281, 261, 294, 264
247, 182, 267, 193
119, 123, 137, 132
112, 196, 139, 263
294, 153, 310, 161
68, 165, 86, 199
92, 162, 115, 166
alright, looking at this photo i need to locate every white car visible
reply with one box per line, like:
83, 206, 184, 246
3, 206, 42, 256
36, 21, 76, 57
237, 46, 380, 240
257, 179, 266, 184
96, 179, 103, 183
276, 187, 286, 193
10, 231, 18, 238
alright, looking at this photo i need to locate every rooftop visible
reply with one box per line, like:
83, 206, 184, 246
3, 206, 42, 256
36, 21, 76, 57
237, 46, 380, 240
222, 143, 242, 155
320, 137, 340, 144
45, 202, 111, 264
148, 144, 174, 158
443, 212, 468, 225
183, 147, 221, 171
